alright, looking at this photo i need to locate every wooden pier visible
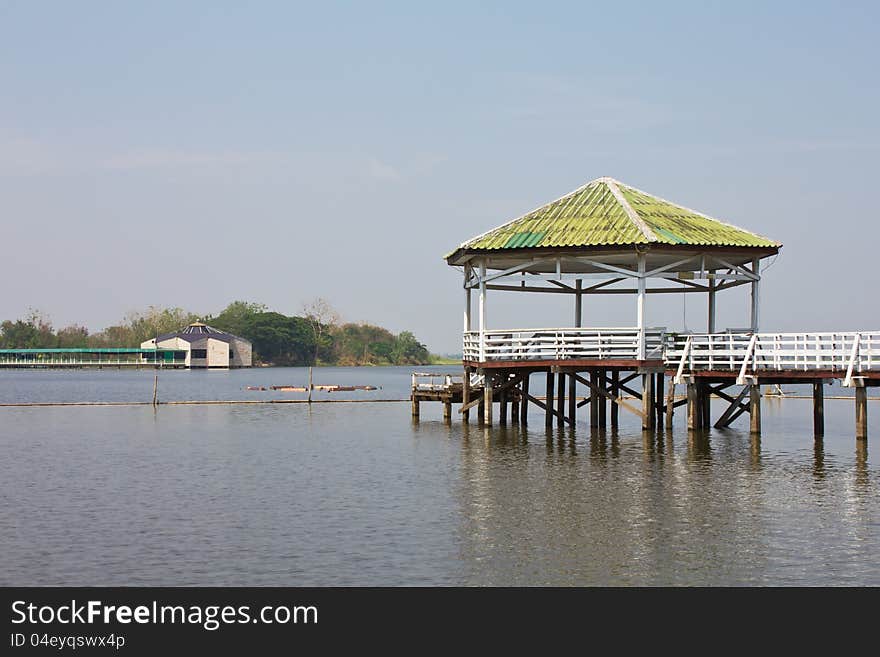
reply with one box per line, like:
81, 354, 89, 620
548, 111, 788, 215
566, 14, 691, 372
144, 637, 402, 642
412, 330, 879, 440
417, 176, 879, 442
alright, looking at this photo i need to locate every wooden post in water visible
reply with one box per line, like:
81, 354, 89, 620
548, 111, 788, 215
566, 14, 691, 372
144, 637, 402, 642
308, 367, 313, 404
687, 383, 699, 430
855, 385, 868, 440
510, 384, 520, 424
411, 371, 419, 419
568, 371, 577, 427
483, 374, 493, 426
545, 371, 555, 427
498, 378, 507, 426
700, 382, 711, 429
556, 372, 565, 428
665, 377, 675, 429
462, 366, 471, 424
152, 374, 158, 407
610, 370, 619, 431
641, 373, 655, 430
598, 369, 607, 428
655, 373, 664, 428
812, 380, 824, 436
749, 384, 762, 435
520, 374, 530, 425
590, 370, 600, 428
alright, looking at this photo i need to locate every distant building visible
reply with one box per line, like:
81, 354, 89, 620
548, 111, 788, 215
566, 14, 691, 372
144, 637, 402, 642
141, 323, 252, 368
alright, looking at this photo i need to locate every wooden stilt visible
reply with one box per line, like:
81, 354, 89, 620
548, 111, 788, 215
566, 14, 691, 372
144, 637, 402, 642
665, 377, 675, 429
813, 380, 824, 437
598, 369, 607, 428
856, 385, 867, 440
443, 399, 452, 422
545, 371, 554, 427
687, 383, 699, 430
700, 382, 711, 429
411, 394, 420, 419
499, 377, 507, 426
610, 370, 619, 431
511, 386, 520, 424
462, 366, 471, 424
749, 384, 761, 435
556, 372, 565, 428
568, 371, 577, 427
590, 370, 600, 428
642, 373, 655, 430
483, 374, 493, 426
521, 374, 530, 424
655, 373, 665, 428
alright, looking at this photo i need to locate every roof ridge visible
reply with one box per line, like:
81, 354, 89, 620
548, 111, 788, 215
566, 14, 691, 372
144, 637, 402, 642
617, 180, 780, 245
604, 178, 658, 242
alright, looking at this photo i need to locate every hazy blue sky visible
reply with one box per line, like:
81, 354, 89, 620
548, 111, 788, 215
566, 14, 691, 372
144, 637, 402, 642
2, 1, 878, 352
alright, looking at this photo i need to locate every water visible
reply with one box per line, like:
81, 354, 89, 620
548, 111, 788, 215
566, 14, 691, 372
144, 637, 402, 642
0, 368, 877, 586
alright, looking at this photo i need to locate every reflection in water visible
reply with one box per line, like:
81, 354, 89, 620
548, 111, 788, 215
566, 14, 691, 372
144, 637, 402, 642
2, 397, 879, 586
750, 435, 762, 468
855, 440, 868, 489
687, 430, 712, 462
813, 438, 825, 480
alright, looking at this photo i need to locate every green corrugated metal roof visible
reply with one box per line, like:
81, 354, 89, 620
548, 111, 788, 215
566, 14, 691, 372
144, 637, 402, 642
453, 177, 779, 253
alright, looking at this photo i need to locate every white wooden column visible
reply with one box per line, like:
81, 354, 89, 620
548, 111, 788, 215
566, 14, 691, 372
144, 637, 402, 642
463, 266, 472, 332
708, 270, 716, 333
637, 252, 646, 360
750, 258, 760, 331
574, 279, 583, 328
479, 259, 487, 362
463, 267, 472, 359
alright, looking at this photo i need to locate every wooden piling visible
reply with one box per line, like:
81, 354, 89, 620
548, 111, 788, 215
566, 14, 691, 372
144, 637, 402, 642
749, 384, 761, 435
556, 372, 566, 428
545, 371, 555, 427
665, 377, 675, 429
856, 385, 868, 440
610, 370, 619, 431
655, 373, 664, 428
642, 373, 655, 430
687, 383, 698, 430
590, 370, 600, 428
568, 371, 577, 427
443, 399, 452, 422
812, 380, 824, 436
521, 374, 530, 424
483, 374, 493, 426
510, 387, 520, 424
411, 395, 420, 419
499, 380, 507, 426
462, 366, 471, 424
598, 369, 607, 428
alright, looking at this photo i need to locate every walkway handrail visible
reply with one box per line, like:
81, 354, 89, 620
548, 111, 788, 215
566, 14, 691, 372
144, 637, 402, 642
736, 334, 758, 385
673, 336, 692, 384
843, 333, 861, 388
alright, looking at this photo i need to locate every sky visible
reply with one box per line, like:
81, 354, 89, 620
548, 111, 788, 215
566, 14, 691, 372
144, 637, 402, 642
1, 1, 878, 353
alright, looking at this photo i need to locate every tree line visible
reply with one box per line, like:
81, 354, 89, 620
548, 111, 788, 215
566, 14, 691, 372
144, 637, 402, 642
0, 300, 434, 366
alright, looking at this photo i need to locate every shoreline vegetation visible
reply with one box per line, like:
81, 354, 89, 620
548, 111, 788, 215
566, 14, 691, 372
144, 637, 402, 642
0, 300, 451, 367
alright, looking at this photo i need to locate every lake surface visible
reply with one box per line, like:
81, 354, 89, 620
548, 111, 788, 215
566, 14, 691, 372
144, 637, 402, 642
0, 367, 877, 586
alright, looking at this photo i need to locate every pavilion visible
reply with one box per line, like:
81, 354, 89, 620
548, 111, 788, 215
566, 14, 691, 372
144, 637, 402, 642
441, 176, 877, 437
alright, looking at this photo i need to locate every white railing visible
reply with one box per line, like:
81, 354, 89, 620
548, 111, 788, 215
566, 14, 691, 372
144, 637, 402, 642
463, 327, 666, 362
666, 332, 880, 386
412, 372, 459, 391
